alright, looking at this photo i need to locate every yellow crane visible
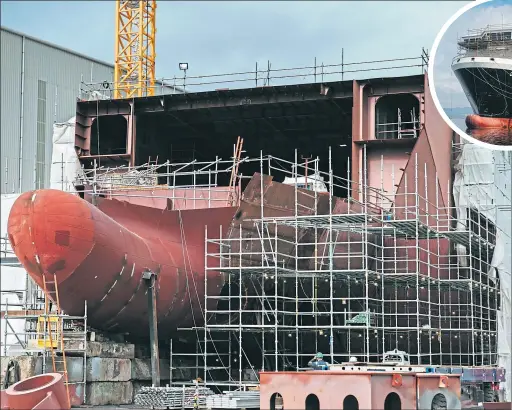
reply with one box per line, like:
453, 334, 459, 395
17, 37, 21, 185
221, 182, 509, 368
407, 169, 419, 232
114, 0, 157, 99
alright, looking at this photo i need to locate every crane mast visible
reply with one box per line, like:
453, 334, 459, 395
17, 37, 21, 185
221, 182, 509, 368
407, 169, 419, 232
114, 0, 156, 99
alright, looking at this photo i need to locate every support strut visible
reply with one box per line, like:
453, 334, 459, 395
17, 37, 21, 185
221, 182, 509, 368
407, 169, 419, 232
143, 269, 160, 387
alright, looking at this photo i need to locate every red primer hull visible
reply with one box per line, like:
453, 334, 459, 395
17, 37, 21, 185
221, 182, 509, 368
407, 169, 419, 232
466, 114, 512, 130
7, 189, 236, 335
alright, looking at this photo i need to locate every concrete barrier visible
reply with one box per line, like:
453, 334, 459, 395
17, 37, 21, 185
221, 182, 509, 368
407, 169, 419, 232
65, 340, 135, 359
86, 358, 131, 382
86, 381, 133, 406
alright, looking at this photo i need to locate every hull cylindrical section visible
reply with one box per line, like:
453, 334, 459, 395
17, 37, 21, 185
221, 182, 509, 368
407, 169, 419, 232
8, 189, 236, 336
466, 114, 512, 130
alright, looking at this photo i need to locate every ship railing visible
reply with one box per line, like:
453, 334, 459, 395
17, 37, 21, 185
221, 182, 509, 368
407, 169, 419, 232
453, 47, 512, 61
375, 120, 421, 140
75, 151, 396, 215
459, 24, 512, 40
79, 50, 429, 99
264, 153, 389, 207
76, 156, 260, 186
455, 24, 512, 58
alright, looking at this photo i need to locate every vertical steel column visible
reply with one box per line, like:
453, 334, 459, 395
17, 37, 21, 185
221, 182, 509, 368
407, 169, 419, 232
414, 153, 421, 365
143, 270, 160, 387
328, 147, 334, 363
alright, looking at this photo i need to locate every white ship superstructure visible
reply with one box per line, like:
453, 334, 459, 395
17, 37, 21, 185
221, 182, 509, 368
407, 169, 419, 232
452, 24, 512, 118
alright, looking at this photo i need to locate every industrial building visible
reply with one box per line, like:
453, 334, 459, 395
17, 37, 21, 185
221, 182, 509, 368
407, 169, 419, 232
0, 27, 114, 194
0, 26, 178, 195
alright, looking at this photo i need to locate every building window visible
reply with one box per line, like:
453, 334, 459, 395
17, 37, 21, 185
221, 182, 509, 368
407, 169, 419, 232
36, 80, 47, 189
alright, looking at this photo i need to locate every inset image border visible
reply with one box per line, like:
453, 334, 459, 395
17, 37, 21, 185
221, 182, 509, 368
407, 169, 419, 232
428, 0, 512, 151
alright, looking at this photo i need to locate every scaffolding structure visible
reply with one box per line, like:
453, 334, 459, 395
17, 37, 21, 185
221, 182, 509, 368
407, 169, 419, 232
376, 107, 421, 140
74, 150, 255, 209
2, 141, 509, 395
166, 146, 509, 388
456, 24, 512, 59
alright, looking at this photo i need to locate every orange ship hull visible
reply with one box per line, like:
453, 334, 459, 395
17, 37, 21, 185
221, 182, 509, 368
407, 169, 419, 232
7, 189, 236, 335
466, 114, 512, 130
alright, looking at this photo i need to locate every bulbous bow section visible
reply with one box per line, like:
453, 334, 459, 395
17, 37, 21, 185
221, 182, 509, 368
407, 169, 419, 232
7, 189, 95, 290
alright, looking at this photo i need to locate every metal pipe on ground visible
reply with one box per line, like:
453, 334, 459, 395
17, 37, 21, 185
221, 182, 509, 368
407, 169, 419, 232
4, 373, 70, 410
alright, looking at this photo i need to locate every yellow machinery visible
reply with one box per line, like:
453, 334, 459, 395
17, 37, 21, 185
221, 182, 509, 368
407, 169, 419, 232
114, 0, 157, 99
35, 316, 60, 348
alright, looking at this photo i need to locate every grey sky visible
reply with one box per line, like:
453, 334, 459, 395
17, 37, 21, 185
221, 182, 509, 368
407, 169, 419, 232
433, 0, 512, 109
2, 1, 468, 91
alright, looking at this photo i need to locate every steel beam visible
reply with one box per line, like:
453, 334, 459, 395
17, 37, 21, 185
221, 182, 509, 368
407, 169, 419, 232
143, 269, 160, 387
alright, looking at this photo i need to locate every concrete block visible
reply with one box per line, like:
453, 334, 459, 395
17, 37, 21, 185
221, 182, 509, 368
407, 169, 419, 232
92, 331, 126, 343
63, 339, 86, 354
68, 383, 85, 407
0, 356, 42, 384
89, 341, 135, 359
1, 355, 87, 384
86, 357, 131, 382
131, 358, 171, 381
134, 344, 150, 359
86, 381, 133, 406
65, 340, 135, 359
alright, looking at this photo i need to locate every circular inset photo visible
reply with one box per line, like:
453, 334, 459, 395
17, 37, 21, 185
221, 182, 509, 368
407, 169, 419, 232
429, 0, 512, 149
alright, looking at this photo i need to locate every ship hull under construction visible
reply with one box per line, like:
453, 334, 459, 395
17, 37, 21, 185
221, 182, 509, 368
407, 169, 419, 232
7, 173, 388, 337
7, 189, 236, 335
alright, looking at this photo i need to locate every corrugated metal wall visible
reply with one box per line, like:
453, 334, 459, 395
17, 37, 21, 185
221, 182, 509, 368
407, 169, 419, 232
1, 30, 22, 194
1, 28, 114, 194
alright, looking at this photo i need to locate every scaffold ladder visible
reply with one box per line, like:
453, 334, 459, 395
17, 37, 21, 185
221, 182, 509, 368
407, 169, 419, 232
41, 274, 71, 409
